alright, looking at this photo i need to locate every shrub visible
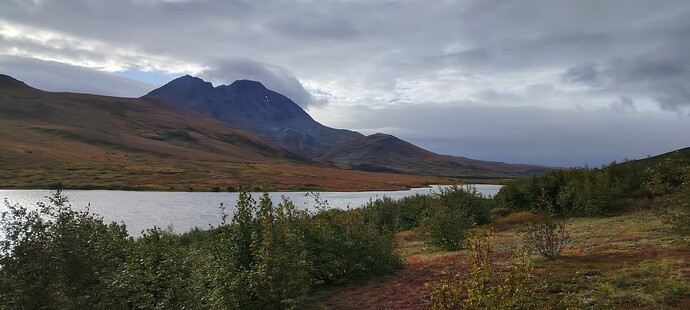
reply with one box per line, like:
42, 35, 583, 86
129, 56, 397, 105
0, 189, 406, 308
421, 198, 472, 251
118, 227, 198, 309
655, 182, 690, 235
427, 228, 540, 309
643, 156, 688, 197
420, 186, 490, 251
523, 195, 569, 259
0, 191, 132, 309
436, 186, 493, 225
250, 194, 312, 308
302, 200, 403, 283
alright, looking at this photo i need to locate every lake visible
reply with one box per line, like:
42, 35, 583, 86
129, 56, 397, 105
0, 184, 502, 235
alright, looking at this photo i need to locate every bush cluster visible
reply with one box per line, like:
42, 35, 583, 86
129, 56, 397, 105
495, 152, 690, 217
358, 185, 494, 251
0, 190, 402, 309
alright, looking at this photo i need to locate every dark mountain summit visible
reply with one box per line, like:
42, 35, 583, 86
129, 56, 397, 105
144, 75, 554, 177
143, 76, 363, 157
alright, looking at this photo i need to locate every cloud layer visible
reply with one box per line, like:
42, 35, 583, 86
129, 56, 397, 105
0, 55, 153, 97
1, 0, 689, 166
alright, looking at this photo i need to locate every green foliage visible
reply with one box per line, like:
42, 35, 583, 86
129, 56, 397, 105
302, 194, 402, 283
655, 182, 690, 235
0, 189, 403, 309
427, 228, 540, 309
250, 194, 312, 308
421, 186, 492, 251
496, 153, 690, 217
422, 198, 472, 251
0, 191, 131, 309
643, 156, 689, 197
118, 227, 198, 309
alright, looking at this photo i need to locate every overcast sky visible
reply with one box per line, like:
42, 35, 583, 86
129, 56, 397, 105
1, 0, 689, 167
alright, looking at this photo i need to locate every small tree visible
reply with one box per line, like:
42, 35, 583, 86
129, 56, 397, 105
524, 194, 569, 259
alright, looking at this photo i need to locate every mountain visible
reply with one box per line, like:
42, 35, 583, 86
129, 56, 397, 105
143, 75, 363, 158
0, 74, 445, 191
144, 76, 553, 178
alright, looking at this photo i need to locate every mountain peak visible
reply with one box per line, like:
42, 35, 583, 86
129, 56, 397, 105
167, 75, 213, 88
142, 75, 215, 106
226, 79, 267, 92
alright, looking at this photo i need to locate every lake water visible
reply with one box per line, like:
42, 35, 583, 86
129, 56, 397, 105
0, 185, 502, 235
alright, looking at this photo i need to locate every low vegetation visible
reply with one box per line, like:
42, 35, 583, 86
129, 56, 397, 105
310, 149, 690, 309
1, 149, 689, 309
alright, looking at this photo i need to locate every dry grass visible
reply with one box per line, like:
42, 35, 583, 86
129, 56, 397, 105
492, 210, 538, 231
306, 210, 690, 309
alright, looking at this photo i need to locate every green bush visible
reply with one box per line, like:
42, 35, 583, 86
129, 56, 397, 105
302, 195, 402, 283
421, 198, 472, 251
1, 189, 404, 309
118, 227, 198, 309
497, 153, 690, 218
420, 186, 490, 251
0, 191, 131, 309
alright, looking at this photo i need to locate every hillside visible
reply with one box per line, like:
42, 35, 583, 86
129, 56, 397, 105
143, 76, 554, 178
142, 75, 364, 158
0, 74, 449, 191
1, 73, 554, 191
322, 133, 552, 177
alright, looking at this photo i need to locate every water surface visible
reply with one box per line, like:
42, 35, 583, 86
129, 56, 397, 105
1, 185, 501, 234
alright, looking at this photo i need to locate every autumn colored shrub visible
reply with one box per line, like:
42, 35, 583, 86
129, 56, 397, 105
427, 228, 540, 309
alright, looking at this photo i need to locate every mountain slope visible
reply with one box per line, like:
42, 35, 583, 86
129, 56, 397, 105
0, 74, 447, 191
143, 75, 364, 157
144, 76, 554, 178
1, 75, 300, 164
322, 133, 552, 177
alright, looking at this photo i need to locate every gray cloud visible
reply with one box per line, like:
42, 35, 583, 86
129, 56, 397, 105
561, 63, 602, 86
311, 102, 690, 167
609, 95, 636, 113
0, 55, 153, 97
201, 58, 320, 108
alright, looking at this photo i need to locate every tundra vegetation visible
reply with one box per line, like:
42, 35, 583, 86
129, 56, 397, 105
1, 150, 689, 309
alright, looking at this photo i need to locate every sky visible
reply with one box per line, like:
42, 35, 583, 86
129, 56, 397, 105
1, 0, 689, 167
